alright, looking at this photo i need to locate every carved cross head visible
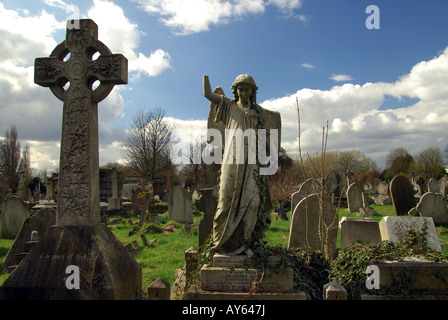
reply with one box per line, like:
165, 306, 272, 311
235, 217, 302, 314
34, 19, 127, 103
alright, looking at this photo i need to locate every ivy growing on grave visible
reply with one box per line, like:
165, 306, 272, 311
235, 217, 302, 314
330, 221, 448, 300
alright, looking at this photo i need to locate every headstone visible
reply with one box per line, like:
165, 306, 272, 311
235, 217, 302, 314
428, 178, 441, 193
288, 193, 338, 259
347, 183, 364, 212
325, 171, 341, 196
107, 167, 121, 212
121, 183, 139, 198
415, 192, 448, 224
389, 175, 416, 216
415, 176, 426, 196
377, 181, 389, 196
339, 217, 381, 250
291, 178, 320, 214
2, 207, 56, 270
168, 185, 193, 224
0, 19, 141, 300
379, 216, 441, 252
147, 278, 170, 300
372, 194, 392, 206
323, 281, 347, 300
131, 187, 142, 215
439, 177, 448, 198
0, 196, 29, 239
197, 187, 218, 247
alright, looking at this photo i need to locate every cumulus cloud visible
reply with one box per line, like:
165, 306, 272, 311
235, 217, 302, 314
87, 0, 172, 78
133, 0, 303, 35
258, 48, 448, 167
0, 1, 172, 170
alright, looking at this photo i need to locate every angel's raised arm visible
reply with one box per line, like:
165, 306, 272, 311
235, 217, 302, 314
203, 75, 222, 105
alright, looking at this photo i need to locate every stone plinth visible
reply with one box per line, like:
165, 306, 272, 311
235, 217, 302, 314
0, 224, 142, 300
186, 254, 306, 300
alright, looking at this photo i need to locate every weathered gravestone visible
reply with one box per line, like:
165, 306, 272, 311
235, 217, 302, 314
325, 171, 341, 197
2, 207, 56, 270
389, 175, 416, 216
427, 178, 440, 193
1, 196, 29, 239
290, 178, 320, 214
415, 176, 426, 196
0, 19, 141, 300
379, 216, 441, 252
196, 187, 218, 247
414, 192, 448, 224
107, 167, 122, 213
168, 185, 193, 224
377, 181, 389, 196
288, 193, 338, 259
347, 183, 364, 212
339, 217, 381, 250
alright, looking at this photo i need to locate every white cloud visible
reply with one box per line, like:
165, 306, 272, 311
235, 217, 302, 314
43, 0, 78, 14
87, 0, 172, 78
0, 1, 171, 170
301, 63, 314, 69
133, 0, 303, 35
258, 48, 448, 168
329, 74, 354, 82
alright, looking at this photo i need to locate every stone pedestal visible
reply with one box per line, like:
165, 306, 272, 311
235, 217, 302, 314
186, 254, 306, 300
0, 224, 142, 300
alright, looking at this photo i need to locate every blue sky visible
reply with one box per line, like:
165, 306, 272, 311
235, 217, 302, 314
1, 0, 448, 171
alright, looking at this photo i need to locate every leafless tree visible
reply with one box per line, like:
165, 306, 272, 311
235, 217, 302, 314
123, 107, 174, 181
0, 126, 30, 193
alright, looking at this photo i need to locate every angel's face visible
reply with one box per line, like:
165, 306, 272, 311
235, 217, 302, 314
237, 84, 252, 104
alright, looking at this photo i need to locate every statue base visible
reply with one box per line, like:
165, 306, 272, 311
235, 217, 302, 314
186, 253, 306, 300
0, 224, 142, 300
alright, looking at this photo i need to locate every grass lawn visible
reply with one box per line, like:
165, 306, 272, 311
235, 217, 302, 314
0, 199, 447, 293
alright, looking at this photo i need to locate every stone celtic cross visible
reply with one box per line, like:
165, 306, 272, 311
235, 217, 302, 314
34, 19, 127, 226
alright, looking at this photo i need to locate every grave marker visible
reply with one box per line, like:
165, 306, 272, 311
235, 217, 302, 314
347, 183, 364, 212
379, 216, 441, 252
0, 196, 29, 239
168, 185, 193, 224
0, 19, 141, 300
389, 175, 416, 216
415, 192, 448, 224
288, 193, 338, 259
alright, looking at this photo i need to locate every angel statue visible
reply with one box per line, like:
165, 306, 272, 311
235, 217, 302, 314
203, 74, 281, 256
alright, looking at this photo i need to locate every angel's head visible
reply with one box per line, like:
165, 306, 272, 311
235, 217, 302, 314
231, 74, 258, 104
